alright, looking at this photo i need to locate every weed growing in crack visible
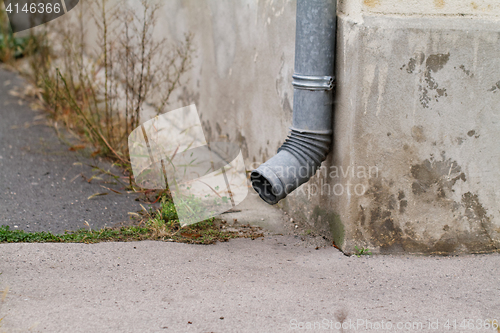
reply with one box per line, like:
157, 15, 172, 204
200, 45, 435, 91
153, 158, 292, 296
354, 246, 372, 257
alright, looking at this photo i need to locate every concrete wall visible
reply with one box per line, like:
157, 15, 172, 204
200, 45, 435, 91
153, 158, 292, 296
339, 0, 500, 19
153, 0, 297, 169
72, 0, 500, 254
306, 0, 500, 254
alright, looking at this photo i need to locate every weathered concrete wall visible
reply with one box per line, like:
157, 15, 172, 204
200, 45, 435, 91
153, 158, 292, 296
56, 0, 296, 166
295, 0, 500, 254
134, 0, 500, 255
339, 0, 500, 19
152, 0, 296, 168
73, 0, 500, 254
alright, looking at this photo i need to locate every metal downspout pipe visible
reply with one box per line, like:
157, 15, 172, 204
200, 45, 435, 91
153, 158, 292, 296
250, 0, 336, 205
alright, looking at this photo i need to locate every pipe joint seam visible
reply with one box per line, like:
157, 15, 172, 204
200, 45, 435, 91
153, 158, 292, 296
251, 0, 336, 205
292, 74, 335, 91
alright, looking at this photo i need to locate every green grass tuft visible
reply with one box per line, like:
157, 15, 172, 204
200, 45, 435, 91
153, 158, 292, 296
0, 196, 263, 245
0, 225, 150, 244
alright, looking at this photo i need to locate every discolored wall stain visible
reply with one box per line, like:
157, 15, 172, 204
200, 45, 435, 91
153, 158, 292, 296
426, 53, 450, 73
434, 0, 445, 8
202, 120, 248, 160
460, 192, 498, 251
358, 205, 366, 227
410, 153, 466, 200
457, 130, 478, 145
363, 0, 380, 8
402, 52, 450, 108
236, 131, 249, 159
177, 86, 200, 107
457, 65, 474, 78
369, 206, 402, 250
202, 120, 213, 142
488, 81, 500, 93
411, 126, 425, 143
215, 122, 222, 136
357, 178, 405, 252
466, 130, 480, 139
351, 151, 499, 254
311, 206, 345, 247
401, 51, 425, 74
283, 93, 293, 115
258, 147, 269, 162
463, 192, 489, 225
398, 191, 408, 214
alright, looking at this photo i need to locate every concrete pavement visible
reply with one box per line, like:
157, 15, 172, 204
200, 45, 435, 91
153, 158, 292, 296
1, 238, 500, 332
1, 67, 500, 333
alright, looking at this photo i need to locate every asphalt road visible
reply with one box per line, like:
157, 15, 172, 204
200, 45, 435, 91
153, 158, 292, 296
0, 67, 145, 233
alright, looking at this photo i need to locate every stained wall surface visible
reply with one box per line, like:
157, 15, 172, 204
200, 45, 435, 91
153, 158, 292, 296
72, 0, 500, 254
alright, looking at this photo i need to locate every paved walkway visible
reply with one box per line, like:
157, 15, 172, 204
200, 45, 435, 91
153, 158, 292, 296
1, 68, 500, 333
1, 239, 500, 332
0, 67, 144, 233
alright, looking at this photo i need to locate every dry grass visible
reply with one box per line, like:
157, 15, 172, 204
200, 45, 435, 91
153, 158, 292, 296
0, 1, 241, 241
10, 0, 194, 174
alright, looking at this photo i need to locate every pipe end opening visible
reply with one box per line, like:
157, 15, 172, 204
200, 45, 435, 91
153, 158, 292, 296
250, 171, 279, 205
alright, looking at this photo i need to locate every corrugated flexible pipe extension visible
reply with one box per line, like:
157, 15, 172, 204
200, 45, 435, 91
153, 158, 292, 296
250, 0, 336, 205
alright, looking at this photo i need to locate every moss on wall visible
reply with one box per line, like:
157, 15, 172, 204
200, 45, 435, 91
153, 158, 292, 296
312, 206, 345, 248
